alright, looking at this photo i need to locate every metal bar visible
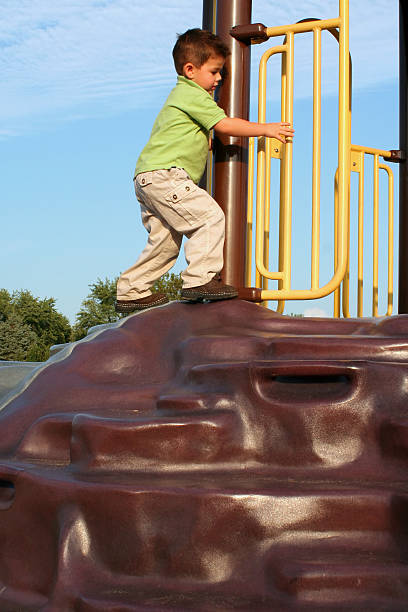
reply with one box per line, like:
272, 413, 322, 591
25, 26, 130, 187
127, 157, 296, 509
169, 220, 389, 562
351, 144, 392, 157
213, 0, 252, 289
260, 0, 349, 301
255, 45, 286, 282
373, 154, 379, 316
230, 23, 268, 44
333, 169, 341, 316
357, 153, 365, 317
336, 0, 350, 301
338, 148, 394, 318
202, 0, 216, 31
336, 150, 365, 318
277, 47, 288, 313
282, 31, 295, 292
311, 27, 322, 289
266, 17, 341, 39
200, 0, 217, 194
379, 163, 394, 316
342, 187, 351, 318
399, 0, 408, 312
245, 137, 255, 287
342, 61, 353, 319
263, 136, 272, 291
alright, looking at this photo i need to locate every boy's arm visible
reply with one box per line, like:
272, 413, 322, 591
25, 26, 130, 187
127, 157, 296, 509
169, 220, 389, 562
214, 117, 294, 143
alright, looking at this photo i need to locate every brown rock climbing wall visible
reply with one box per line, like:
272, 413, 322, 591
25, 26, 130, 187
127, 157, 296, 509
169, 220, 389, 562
1, 300, 408, 610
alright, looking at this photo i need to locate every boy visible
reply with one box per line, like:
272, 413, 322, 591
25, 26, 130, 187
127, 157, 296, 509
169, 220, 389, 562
116, 28, 294, 312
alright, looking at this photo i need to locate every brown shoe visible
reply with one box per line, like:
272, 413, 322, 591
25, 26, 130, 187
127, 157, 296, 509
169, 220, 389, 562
115, 293, 169, 313
181, 274, 238, 302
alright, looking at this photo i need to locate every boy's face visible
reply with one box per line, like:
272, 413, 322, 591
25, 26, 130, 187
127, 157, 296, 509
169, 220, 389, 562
183, 55, 225, 93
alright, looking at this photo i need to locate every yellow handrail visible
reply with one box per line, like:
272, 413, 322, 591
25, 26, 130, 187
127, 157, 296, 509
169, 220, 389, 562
334, 146, 394, 317
255, 44, 287, 284
250, 0, 350, 302
246, 136, 255, 288
379, 163, 394, 316
266, 18, 341, 38
245, 0, 394, 317
312, 26, 322, 290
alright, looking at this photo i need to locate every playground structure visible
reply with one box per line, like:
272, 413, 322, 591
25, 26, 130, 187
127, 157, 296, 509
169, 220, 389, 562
204, 0, 402, 317
2, 1, 408, 610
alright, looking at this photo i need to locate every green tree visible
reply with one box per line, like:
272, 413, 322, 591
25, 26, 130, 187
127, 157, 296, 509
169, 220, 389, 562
0, 289, 12, 322
72, 277, 125, 341
72, 272, 182, 340
0, 289, 71, 362
152, 272, 182, 301
0, 312, 38, 361
11, 291, 71, 361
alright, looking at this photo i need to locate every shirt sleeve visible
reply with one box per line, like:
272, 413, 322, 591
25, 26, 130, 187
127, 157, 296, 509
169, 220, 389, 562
171, 87, 226, 131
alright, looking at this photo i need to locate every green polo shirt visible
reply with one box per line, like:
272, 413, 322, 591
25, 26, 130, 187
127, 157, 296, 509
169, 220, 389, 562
134, 76, 226, 184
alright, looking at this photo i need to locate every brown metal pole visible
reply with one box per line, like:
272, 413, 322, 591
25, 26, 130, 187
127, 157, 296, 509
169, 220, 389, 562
200, 1, 216, 193
212, 0, 252, 288
399, 0, 408, 312
202, 0, 215, 30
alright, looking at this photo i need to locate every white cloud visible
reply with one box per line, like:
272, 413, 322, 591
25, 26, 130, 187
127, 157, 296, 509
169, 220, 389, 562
0, 0, 202, 133
251, 0, 398, 102
0, 0, 399, 135
303, 306, 330, 318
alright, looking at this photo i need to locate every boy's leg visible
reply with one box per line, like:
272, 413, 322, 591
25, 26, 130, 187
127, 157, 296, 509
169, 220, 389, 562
116, 193, 182, 307
141, 169, 235, 297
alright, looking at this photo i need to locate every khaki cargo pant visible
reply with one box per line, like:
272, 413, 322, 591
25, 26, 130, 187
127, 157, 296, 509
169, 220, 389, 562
116, 168, 225, 300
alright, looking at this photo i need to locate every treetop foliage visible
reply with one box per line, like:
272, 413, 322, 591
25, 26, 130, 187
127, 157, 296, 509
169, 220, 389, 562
0, 289, 71, 361
1, 272, 183, 360
0, 311, 38, 362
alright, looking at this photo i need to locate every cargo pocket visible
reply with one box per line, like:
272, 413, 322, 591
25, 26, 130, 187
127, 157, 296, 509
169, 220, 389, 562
165, 180, 201, 226
135, 171, 153, 189
135, 172, 153, 205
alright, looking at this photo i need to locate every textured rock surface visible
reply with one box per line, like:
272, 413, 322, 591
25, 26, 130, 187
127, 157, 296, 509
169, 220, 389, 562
1, 300, 408, 610
0, 361, 40, 402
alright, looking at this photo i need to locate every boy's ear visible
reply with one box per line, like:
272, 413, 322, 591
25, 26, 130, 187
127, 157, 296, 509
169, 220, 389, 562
183, 62, 195, 80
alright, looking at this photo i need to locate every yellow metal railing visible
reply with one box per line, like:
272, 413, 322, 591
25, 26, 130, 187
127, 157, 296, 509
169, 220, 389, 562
334, 146, 394, 317
247, 0, 351, 304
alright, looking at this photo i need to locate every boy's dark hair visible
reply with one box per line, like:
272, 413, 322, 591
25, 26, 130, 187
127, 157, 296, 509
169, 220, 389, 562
172, 28, 230, 75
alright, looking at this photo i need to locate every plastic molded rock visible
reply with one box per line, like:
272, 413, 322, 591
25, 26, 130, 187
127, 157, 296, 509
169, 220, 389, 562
1, 300, 408, 610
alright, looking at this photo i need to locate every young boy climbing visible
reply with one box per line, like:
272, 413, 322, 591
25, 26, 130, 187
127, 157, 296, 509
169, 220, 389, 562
116, 28, 294, 312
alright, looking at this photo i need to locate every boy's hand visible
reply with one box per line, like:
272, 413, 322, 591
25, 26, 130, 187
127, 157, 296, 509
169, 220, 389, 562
214, 117, 294, 141
263, 122, 294, 143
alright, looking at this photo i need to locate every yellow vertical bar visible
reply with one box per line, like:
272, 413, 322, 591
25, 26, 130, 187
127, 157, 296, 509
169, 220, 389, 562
387, 167, 394, 315
343, 18, 353, 320
255, 44, 286, 305
246, 137, 255, 287
342, 189, 351, 318
333, 169, 340, 317
255, 50, 268, 292
311, 27, 322, 289
263, 137, 272, 292
372, 154, 379, 316
357, 153, 365, 317
337, 0, 350, 315
282, 31, 294, 293
277, 48, 288, 314
378, 164, 394, 316
255, 138, 266, 291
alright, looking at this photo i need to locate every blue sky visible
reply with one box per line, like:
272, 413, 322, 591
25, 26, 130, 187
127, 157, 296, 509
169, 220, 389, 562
0, 0, 399, 321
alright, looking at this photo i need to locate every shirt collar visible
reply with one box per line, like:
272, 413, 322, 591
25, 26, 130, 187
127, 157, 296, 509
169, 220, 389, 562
177, 75, 209, 95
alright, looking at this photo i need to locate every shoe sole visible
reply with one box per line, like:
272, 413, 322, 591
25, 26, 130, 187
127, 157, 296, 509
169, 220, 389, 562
180, 293, 238, 303
115, 297, 169, 313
